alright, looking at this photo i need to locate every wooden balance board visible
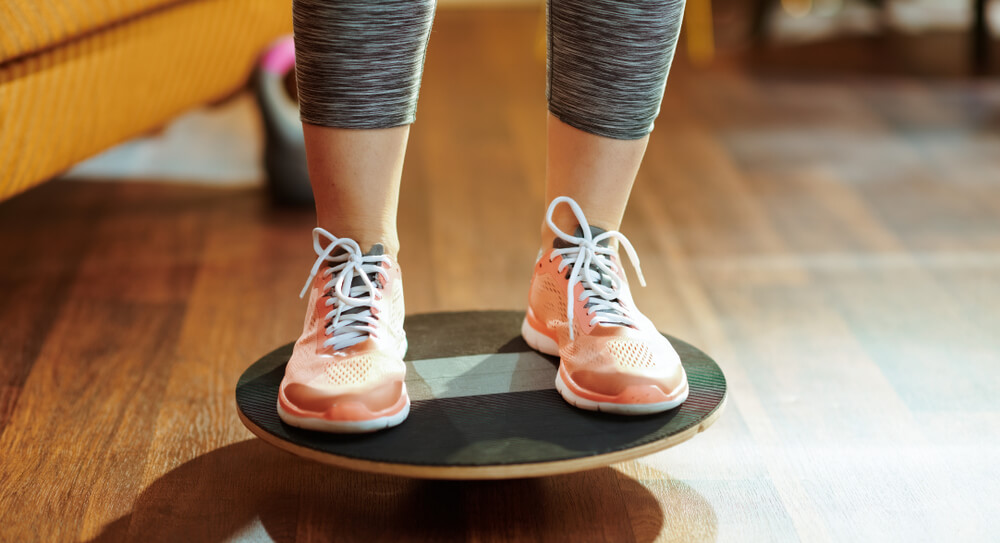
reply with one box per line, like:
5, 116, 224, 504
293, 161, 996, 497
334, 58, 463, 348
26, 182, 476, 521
236, 310, 727, 480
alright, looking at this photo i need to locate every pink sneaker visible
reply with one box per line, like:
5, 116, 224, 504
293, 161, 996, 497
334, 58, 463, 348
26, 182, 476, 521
277, 228, 409, 433
522, 197, 689, 415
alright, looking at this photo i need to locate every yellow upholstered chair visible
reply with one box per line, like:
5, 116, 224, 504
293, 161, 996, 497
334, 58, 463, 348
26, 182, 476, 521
0, 0, 292, 201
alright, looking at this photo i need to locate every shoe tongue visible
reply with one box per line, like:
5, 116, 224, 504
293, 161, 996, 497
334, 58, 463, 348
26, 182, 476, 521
323, 243, 386, 330
324, 243, 386, 292
351, 243, 385, 289
552, 226, 610, 249
553, 226, 614, 289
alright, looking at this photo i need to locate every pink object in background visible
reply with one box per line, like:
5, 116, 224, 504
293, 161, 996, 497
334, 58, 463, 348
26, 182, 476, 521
260, 36, 295, 75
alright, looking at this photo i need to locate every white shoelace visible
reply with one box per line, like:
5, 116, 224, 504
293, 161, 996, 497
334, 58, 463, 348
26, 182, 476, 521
299, 228, 389, 351
545, 196, 647, 340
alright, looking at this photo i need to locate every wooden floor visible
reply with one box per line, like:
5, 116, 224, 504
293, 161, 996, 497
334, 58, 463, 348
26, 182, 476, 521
2, 8, 1000, 543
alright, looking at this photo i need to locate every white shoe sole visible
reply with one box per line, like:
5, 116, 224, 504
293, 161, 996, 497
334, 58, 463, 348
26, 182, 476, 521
554, 372, 687, 415
520, 317, 560, 356
521, 317, 688, 415
277, 393, 410, 433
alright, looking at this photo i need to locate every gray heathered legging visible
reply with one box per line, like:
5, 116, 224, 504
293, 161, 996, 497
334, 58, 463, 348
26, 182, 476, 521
292, 0, 685, 140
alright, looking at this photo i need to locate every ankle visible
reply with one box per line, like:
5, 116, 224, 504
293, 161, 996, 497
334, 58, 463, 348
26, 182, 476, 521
360, 234, 400, 258
539, 218, 621, 254
316, 224, 399, 257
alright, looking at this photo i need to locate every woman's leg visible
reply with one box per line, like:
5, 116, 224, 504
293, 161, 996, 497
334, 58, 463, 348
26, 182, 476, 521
523, 0, 690, 415
295, 0, 436, 257
541, 0, 685, 247
543, 116, 649, 247
278, 0, 435, 434
303, 125, 409, 257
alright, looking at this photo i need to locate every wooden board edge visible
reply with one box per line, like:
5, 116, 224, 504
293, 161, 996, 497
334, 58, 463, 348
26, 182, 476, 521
236, 392, 727, 480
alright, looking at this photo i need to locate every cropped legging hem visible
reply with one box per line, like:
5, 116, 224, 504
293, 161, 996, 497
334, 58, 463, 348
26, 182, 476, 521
300, 114, 417, 131
547, 107, 657, 141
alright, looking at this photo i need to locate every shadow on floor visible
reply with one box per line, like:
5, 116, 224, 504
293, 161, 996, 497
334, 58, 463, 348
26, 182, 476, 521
86, 439, 717, 542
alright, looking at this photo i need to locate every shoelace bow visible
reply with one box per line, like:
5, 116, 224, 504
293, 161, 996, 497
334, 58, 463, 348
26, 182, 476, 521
545, 196, 646, 340
299, 228, 389, 351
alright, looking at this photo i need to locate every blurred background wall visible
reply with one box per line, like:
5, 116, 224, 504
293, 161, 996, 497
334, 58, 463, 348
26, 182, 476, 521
58, 0, 1000, 186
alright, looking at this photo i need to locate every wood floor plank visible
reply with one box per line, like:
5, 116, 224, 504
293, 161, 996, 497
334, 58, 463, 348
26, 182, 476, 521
0, 184, 212, 541
0, 183, 106, 437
